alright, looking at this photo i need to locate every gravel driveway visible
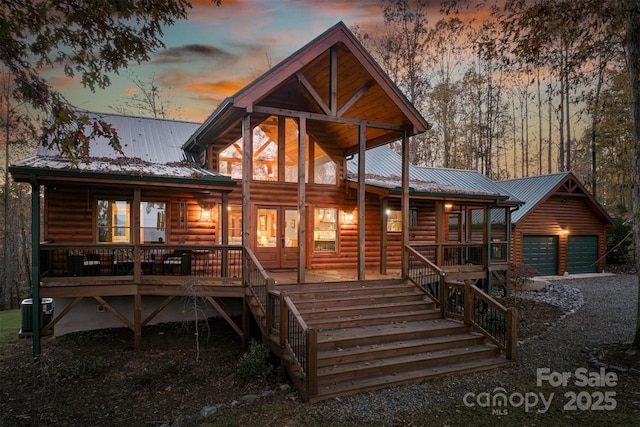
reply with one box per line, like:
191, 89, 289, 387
315, 274, 639, 424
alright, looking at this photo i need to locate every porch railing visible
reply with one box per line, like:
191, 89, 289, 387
411, 242, 509, 267
243, 248, 275, 328
280, 293, 317, 400
405, 245, 517, 360
39, 243, 243, 280
406, 245, 445, 307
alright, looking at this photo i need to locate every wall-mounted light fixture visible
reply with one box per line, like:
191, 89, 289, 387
444, 203, 453, 211
341, 209, 354, 223
200, 204, 214, 221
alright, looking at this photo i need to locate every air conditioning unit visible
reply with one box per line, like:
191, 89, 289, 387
19, 298, 54, 338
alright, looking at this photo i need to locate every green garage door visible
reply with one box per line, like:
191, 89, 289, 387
523, 236, 558, 276
568, 235, 598, 273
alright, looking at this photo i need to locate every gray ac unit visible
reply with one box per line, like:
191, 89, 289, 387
19, 298, 53, 338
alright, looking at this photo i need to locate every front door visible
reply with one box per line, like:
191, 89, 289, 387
255, 206, 299, 269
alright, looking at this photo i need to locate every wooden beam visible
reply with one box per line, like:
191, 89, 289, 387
357, 124, 366, 281
296, 71, 330, 115
134, 294, 142, 350
380, 198, 388, 275
242, 114, 252, 282
330, 46, 337, 116
142, 295, 175, 326
41, 296, 84, 334
252, 105, 405, 131
206, 296, 243, 338
337, 81, 372, 117
93, 296, 134, 330
297, 117, 307, 283
30, 176, 41, 358
401, 131, 409, 277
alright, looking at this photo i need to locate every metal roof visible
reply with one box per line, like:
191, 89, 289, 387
38, 112, 202, 163
347, 145, 518, 200
497, 172, 571, 223
13, 112, 235, 186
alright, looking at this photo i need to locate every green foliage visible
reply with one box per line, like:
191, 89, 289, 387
236, 340, 273, 382
0, 309, 21, 350
607, 217, 632, 265
0, 0, 220, 161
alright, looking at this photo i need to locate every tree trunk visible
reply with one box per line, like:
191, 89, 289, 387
626, 0, 640, 350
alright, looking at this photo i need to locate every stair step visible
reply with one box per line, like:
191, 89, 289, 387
299, 300, 437, 320
276, 279, 407, 293
284, 285, 419, 300
316, 320, 471, 350
291, 291, 428, 309
317, 332, 487, 366
312, 356, 509, 403
307, 309, 441, 330
317, 344, 500, 385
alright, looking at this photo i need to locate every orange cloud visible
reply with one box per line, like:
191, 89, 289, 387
185, 79, 252, 97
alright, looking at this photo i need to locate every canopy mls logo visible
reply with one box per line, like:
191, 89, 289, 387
463, 367, 618, 416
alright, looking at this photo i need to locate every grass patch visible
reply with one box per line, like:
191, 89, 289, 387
0, 309, 21, 349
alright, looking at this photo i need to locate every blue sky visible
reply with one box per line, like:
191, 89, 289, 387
50, 0, 386, 123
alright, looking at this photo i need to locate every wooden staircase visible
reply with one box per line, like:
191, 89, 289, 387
272, 279, 510, 402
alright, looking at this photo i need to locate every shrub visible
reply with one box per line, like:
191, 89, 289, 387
606, 218, 632, 265
236, 340, 273, 382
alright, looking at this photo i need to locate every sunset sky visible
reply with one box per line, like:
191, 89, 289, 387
49, 0, 400, 123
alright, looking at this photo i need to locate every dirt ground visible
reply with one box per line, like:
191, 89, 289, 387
0, 297, 589, 427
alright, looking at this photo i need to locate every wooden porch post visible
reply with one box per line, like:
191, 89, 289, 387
297, 117, 306, 284
242, 114, 252, 281
380, 198, 388, 275
133, 188, 141, 283
30, 175, 41, 359
485, 206, 492, 293
221, 192, 229, 277
357, 124, 366, 281
401, 130, 409, 277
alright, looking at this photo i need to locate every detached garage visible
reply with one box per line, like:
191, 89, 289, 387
499, 172, 615, 276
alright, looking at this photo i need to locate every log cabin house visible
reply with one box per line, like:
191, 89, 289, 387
498, 172, 615, 276
11, 22, 521, 402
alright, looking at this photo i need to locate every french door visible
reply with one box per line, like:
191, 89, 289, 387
254, 206, 299, 269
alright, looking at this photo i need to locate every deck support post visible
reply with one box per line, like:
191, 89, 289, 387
134, 294, 142, 350
242, 294, 250, 350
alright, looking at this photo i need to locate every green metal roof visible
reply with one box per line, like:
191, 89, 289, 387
497, 172, 572, 223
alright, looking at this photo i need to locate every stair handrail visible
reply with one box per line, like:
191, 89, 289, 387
280, 293, 317, 400
243, 248, 274, 314
465, 282, 518, 360
405, 245, 447, 310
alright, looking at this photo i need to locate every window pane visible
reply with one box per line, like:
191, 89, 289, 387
314, 143, 336, 184
314, 208, 337, 252
253, 117, 278, 181
97, 200, 130, 243
284, 118, 299, 183
386, 210, 402, 232
257, 208, 277, 247
219, 142, 242, 179
140, 202, 166, 243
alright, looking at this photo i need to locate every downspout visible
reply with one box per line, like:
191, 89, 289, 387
30, 174, 41, 359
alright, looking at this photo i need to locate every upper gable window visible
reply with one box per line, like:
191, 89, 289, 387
218, 115, 337, 185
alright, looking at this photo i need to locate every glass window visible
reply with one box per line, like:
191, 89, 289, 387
97, 200, 131, 243
140, 202, 166, 243
313, 142, 336, 185
386, 209, 402, 232
253, 117, 278, 181
469, 208, 484, 242
257, 208, 277, 247
219, 143, 243, 179
227, 205, 242, 245
314, 208, 337, 252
